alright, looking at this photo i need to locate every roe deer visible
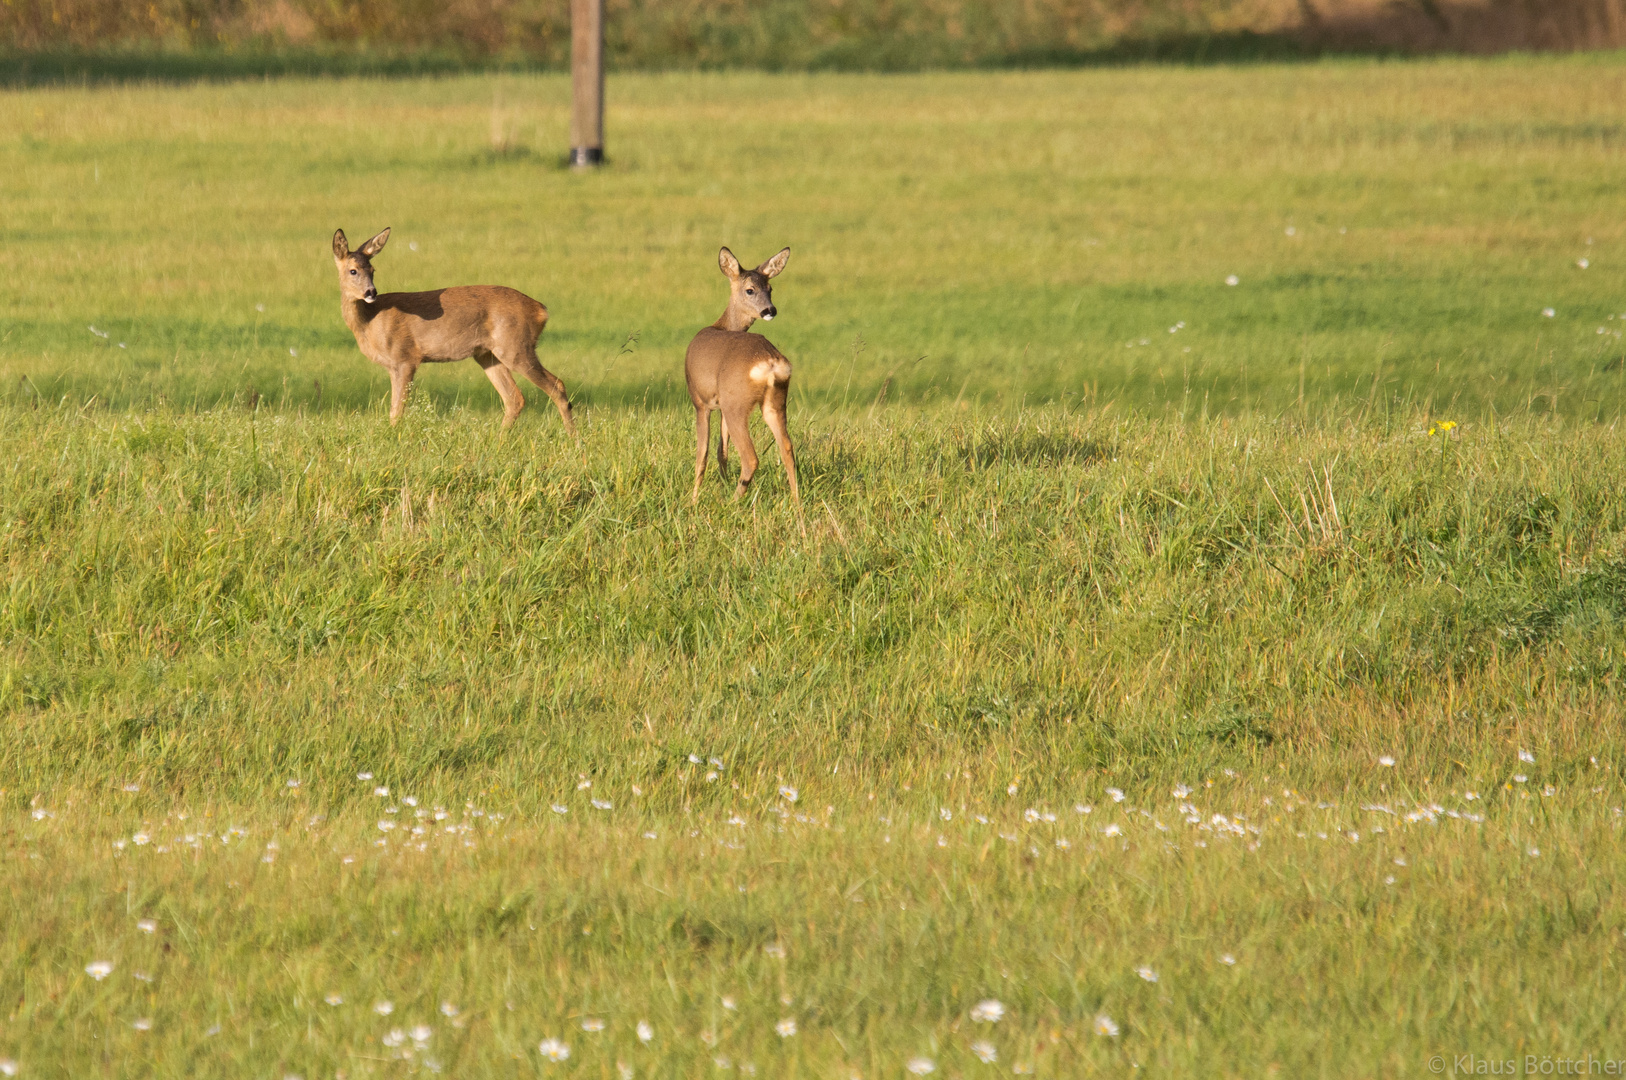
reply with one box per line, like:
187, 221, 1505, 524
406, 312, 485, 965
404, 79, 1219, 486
331, 227, 576, 433
685, 246, 800, 507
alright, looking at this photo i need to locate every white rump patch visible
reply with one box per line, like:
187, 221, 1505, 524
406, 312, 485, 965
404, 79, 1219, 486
749, 358, 792, 386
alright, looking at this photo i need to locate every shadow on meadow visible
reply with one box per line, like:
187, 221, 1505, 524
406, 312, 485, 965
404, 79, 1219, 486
3, 0, 1622, 87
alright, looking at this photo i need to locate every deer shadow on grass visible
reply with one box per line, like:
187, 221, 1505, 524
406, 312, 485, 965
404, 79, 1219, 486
954, 427, 1112, 471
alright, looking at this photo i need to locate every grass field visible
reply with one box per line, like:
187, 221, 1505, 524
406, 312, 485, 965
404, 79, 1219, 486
3, 56, 1626, 1077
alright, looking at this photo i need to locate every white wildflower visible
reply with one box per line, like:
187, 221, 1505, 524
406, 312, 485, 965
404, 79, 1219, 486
970, 999, 1005, 1023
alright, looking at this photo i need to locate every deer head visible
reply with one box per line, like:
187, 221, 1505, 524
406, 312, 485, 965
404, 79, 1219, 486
717, 246, 789, 330
332, 227, 391, 305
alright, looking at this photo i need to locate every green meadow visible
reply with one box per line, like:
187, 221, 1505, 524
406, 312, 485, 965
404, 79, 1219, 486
2, 56, 1626, 1077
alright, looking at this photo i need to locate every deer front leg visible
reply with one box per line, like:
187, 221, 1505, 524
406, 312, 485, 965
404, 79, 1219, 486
387, 362, 419, 424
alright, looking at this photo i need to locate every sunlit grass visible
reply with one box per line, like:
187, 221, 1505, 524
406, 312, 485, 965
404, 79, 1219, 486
3, 58, 1626, 419
3, 55, 1626, 1076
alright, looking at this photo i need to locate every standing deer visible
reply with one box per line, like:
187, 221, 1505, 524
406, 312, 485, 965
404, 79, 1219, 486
686, 246, 800, 507
331, 227, 575, 433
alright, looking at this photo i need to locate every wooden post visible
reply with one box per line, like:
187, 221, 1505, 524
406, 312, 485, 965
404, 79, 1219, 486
569, 0, 604, 168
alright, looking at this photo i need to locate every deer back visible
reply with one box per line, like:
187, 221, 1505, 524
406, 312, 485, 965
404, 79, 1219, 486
348, 286, 547, 363
685, 327, 791, 407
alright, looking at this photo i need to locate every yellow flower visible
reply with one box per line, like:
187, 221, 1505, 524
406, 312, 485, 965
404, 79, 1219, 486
1428, 420, 1457, 437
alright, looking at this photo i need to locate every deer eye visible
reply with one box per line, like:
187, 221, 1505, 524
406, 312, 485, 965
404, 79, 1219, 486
745, 288, 755, 295
350, 269, 357, 275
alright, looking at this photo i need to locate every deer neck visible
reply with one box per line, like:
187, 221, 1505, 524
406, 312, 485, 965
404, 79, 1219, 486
341, 296, 379, 336
712, 305, 756, 333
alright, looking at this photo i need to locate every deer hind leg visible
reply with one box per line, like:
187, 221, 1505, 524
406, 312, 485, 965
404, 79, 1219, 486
476, 352, 526, 429
717, 412, 730, 474
691, 407, 711, 505
387, 361, 421, 424
506, 346, 577, 436
724, 405, 760, 501
762, 383, 801, 507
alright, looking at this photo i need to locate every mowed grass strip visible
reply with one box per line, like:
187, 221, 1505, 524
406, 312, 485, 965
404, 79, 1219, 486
2, 58, 1626, 417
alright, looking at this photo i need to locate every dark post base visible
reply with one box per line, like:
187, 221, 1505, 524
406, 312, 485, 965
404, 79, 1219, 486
570, 146, 604, 168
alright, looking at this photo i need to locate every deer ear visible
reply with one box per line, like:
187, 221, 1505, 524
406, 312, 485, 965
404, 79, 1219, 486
757, 247, 790, 278
332, 229, 349, 261
718, 247, 742, 279
358, 228, 391, 257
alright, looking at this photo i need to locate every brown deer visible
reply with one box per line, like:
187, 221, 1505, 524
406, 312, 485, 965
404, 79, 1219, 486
331, 227, 575, 433
686, 246, 800, 507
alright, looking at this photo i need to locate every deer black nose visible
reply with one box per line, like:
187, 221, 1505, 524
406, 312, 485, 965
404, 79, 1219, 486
763, 306, 777, 319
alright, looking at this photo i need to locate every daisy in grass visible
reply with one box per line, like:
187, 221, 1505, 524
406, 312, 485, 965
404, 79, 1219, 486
969, 1000, 1005, 1023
